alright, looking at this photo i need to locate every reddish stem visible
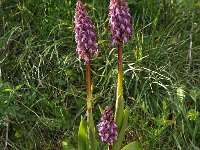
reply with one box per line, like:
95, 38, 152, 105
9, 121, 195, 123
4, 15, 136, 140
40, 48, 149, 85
86, 58, 92, 124
86, 59, 91, 102
86, 57, 96, 149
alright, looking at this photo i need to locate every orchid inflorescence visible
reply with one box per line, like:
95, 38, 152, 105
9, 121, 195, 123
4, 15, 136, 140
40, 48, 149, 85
74, 0, 98, 63
97, 107, 118, 146
109, 0, 132, 46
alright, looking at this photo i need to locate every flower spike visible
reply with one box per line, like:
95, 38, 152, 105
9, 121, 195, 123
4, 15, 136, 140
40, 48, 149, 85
74, 0, 98, 63
108, 0, 132, 47
97, 107, 118, 146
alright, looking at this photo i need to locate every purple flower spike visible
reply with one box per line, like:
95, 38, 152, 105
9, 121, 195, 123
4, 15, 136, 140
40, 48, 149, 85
108, 0, 132, 46
74, 0, 98, 63
97, 107, 118, 146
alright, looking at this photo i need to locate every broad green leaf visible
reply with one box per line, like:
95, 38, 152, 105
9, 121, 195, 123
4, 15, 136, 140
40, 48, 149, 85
88, 125, 97, 150
121, 141, 143, 150
115, 95, 124, 131
78, 117, 87, 150
113, 107, 129, 150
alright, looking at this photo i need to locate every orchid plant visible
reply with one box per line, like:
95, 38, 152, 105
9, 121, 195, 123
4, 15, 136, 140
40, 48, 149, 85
74, 1, 98, 149
74, 0, 142, 150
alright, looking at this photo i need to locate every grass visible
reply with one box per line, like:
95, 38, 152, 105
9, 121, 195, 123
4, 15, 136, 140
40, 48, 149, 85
0, 0, 200, 149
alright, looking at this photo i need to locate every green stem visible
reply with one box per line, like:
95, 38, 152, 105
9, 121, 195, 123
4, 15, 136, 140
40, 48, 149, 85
117, 41, 123, 97
115, 40, 124, 131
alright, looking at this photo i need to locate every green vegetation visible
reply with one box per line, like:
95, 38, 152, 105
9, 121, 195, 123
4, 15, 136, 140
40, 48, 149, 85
0, 0, 200, 149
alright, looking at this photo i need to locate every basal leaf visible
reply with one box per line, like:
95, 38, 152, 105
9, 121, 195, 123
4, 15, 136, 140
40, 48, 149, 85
78, 117, 87, 150
113, 107, 129, 150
